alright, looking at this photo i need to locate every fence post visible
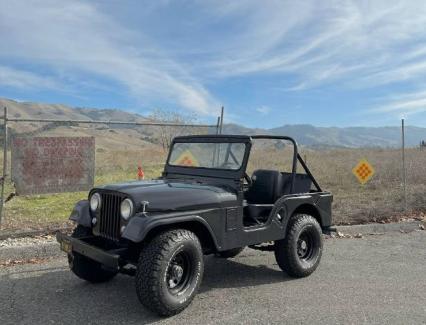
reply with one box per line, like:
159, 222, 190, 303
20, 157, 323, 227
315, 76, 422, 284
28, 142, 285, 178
401, 118, 407, 212
216, 116, 220, 135
0, 106, 8, 226
219, 106, 224, 134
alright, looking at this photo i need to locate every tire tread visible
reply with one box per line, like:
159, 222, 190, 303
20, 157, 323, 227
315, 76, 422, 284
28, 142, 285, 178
275, 214, 323, 278
135, 229, 202, 316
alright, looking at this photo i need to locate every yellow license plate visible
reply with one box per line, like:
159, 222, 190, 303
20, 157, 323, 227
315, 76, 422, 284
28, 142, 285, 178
60, 241, 72, 254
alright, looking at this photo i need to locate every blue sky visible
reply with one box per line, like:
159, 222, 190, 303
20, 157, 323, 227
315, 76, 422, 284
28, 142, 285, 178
1, 1, 426, 128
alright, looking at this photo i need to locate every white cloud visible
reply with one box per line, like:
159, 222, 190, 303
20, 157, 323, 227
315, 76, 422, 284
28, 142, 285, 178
0, 66, 60, 90
0, 0, 220, 115
256, 106, 271, 115
191, 1, 426, 90
374, 89, 426, 116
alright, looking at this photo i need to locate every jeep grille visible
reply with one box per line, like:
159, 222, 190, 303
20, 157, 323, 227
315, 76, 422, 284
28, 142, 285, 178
99, 193, 122, 241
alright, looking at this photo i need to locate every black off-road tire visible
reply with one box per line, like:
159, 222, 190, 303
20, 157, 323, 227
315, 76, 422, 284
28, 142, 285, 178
274, 214, 323, 278
135, 229, 204, 316
216, 247, 244, 258
68, 225, 118, 283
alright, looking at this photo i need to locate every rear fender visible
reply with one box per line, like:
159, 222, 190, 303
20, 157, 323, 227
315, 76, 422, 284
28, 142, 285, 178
274, 193, 332, 235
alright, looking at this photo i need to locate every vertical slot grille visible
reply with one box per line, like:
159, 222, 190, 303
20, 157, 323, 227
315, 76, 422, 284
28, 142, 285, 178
99, 193, 122, 241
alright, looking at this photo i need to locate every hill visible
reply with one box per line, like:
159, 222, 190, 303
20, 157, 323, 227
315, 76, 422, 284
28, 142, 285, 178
0, 98, 159, 151
2, 98, 425, 148
223, 124, 426, 148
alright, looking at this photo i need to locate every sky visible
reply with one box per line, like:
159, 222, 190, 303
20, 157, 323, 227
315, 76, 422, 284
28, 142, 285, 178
1, 0, 426, 128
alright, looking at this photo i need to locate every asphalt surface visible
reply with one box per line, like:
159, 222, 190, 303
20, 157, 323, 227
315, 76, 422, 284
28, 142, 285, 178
1, 231, 425, 325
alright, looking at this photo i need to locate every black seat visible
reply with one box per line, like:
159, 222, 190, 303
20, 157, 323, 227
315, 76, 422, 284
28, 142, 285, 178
244, 170, 312, 226
244, 170, 282, 225
245, 169, 283, 204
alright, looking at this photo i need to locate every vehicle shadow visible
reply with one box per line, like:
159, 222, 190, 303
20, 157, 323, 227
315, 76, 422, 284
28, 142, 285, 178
0, 254, 292, 325
200, 254, 291, 293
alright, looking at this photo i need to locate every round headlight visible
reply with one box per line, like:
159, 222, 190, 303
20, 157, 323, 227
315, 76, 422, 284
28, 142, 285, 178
120, 198, 134, 220
90, 193, 101, 211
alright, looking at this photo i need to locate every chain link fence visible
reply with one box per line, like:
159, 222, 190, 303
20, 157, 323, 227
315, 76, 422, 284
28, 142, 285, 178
0, 110, 425, 235
0, 109, 220, 235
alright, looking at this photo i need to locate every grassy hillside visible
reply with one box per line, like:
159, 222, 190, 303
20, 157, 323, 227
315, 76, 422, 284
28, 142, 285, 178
2, 97, 426, 148
1, 98, 148, 122
0, 98, 208, 151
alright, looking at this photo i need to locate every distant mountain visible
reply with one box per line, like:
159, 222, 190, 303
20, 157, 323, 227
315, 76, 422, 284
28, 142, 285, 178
1, 98, 425, 148
223, 123, 426, 148
269, 124, 426, 148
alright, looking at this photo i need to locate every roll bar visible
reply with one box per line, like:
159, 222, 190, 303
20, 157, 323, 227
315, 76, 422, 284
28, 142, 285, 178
250, 135, 322, 193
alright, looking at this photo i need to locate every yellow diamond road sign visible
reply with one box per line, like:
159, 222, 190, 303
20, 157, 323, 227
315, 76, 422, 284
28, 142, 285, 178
173, 150, 199, 167
352, 159, 375, 185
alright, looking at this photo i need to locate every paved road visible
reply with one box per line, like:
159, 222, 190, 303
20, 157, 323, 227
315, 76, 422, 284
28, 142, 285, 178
1, 231, 426, 325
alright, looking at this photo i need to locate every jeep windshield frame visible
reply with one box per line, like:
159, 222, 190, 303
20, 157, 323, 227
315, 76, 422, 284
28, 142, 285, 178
163, 135, 252, 180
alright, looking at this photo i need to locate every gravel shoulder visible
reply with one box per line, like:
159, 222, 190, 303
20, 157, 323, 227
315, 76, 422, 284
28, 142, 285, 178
1, 231, 426, 325
0, 235, 58, 264
0, 234, 56, 248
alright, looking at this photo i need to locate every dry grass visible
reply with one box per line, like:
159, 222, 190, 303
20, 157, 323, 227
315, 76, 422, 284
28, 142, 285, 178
250, 145, 426, 224
1, 144, 426, 233
307, 147, 426, 224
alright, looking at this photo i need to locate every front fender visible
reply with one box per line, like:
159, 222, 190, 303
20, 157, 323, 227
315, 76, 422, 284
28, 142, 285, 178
69, 200, 92, 228
121, 213, 220, 249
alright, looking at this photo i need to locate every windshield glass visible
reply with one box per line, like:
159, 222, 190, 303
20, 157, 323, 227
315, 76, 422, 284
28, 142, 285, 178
168, 142, 246, 170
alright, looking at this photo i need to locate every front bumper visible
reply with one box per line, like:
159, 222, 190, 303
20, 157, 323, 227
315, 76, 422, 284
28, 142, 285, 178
56, 232, 121, 270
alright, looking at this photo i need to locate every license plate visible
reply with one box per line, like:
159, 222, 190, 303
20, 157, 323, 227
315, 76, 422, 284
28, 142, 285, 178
60, 240, 72, 254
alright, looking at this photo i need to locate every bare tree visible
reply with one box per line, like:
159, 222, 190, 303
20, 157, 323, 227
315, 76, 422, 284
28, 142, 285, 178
149, 109, 202, 151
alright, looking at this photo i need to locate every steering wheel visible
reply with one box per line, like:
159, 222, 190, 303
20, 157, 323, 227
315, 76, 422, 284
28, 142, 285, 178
244, 172, 252, 186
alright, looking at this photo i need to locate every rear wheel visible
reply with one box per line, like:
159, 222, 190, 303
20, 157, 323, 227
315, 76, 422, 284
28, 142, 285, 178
135, 229, 204, 316
274, 214, 323, 278
216, 247, 244, 258
68, 225, 118, 283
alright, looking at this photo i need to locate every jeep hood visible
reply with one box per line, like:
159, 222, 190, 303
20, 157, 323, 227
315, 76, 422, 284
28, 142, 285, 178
94, 180, 237, 212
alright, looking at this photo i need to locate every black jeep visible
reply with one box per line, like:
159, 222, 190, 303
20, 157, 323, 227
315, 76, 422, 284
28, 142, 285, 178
57, 135, 333, 316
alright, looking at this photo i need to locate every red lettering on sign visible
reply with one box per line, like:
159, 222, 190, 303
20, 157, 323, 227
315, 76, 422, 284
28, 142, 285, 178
11, 137, 95, 195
